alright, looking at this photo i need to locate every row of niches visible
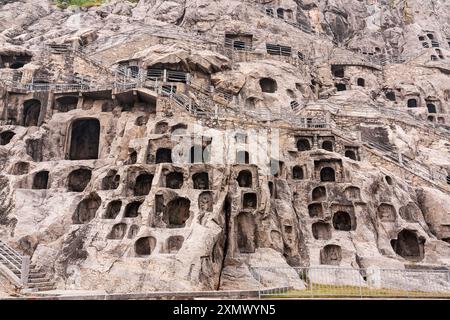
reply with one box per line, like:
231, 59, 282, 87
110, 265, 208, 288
15, 164, 216, 194
319, 227, 426, 264
237, 213, 425, 263
383, 90, 448, 121
1, 93, 158, 128
308, 203, 357, 229
105, 224, 186, 255
331, 66, 448, 118
8, 154, 349, 190
310, 185, 362, 203
330, 65, 377, 90
257, 158, 346, 183
417, 31, 442, 50
134, 235, 185, 256
119, 59, 290, 108
51, 94, 156, 114
417, 32, 446, 61
1, 119, 207, 164
307, 201, 422, 224
72, 191, 213, 228
0, 52, 32, 69
295, 135, 361, 161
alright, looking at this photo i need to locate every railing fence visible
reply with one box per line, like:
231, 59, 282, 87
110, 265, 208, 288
253, 266, 450, 299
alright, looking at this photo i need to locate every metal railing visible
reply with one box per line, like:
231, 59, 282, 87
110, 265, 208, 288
356, 130, 448, 186
254, 266, 450, 299
12, 82, 90, 92
0, 240, 30, 287
310, 100, 450, 188
224, 38, 254, 52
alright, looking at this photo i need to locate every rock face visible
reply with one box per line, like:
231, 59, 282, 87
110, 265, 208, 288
0, 0, 449, 295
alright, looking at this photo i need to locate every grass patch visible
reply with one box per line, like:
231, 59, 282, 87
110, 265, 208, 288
55, 0, 104, 9
55, 0, 138, 9
264, 284, 450, 299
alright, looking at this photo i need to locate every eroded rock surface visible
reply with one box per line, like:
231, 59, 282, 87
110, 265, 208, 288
0, 0, 449, 295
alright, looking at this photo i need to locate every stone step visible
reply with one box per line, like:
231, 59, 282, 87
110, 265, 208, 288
28, 281, 55, 288
28, 278, 52, 284
28, 272, 47, 279
0, 260, 21, 269
24, 284, 56, 293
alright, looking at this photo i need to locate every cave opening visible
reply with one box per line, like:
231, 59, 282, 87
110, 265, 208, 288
32, 171, 49, 190
322, 140, 333, 152
69, 119, 100, 160
312, 222, 332, 240
155, 148, 172, 164
135, 236, 156, 256
166, 172, 184, 189
23, 99, 41, 127
124, 201, 143, 218
332, 211, 353, 231
167, 236, 184, 253
102, 170, 120, 190
292, 166, 304, 180
107, 223, 127, 240
259, 78, 277, 93
237, 170, 252, 188
243, 193, 257, 209
0, 131, 15, 145
320, 244, 342, 265
193, 172, 209, 189
297, 139, 311, 151
68, 168, 92, 192
72, 193, 101, 224
345, 150, 357, 160
134, 173, 153, 196
391, 230, 425, 261
308, 203, 323, 217
55, 96, 78, 112
320, 167, 336, 182
104, 200, 122, 219
237, 212, 256, 253
163, 197, 191, 228
312, 186, 326, 201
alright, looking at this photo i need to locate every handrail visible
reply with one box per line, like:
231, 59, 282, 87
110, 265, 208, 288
0, 240, 23, 262
338, 126, 449, 188
0, 252, 22, 273
0, 240, 30, 287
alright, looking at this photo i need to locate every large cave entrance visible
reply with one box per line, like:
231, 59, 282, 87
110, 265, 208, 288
23, 99, 41, 127
391, 230, 425, 262
236, 212, 256, 253
69, 119, 100, 160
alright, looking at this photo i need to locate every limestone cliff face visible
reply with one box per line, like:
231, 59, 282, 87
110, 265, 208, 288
0, 0, 449, 295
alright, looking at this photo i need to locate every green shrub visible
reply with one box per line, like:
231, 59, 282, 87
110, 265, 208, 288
55, 0, 104, 9
55, 0, 138, 9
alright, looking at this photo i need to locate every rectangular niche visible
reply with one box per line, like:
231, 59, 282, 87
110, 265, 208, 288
344, 146, 360, 161
295, 136, 313, 151
314, 159, 343, 183
330, 204, 357, 231
242, 192, 258, 211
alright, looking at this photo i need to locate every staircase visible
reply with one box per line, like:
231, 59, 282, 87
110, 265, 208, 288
0, 240, 55, 292
332, 126, 450, 192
